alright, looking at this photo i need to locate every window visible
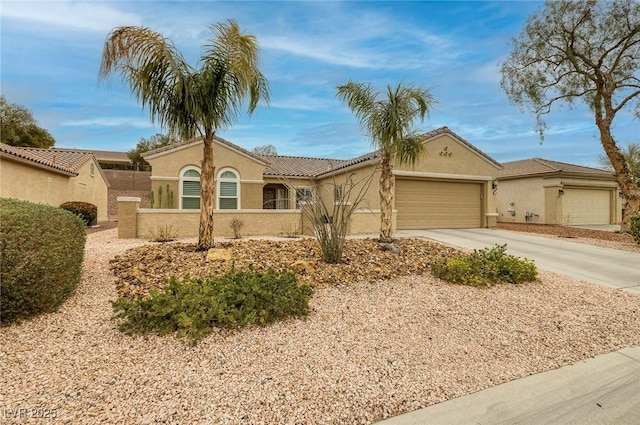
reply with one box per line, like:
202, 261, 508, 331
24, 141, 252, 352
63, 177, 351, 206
181, 167, 201, 209
334, 185, 343, 203
217, 169, 239, 209
295, 187, 315, 209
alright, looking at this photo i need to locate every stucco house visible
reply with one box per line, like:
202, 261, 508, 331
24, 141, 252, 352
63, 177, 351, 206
495, 158, 622, 226
118, 126, 503, 238
0, 143, 109, 222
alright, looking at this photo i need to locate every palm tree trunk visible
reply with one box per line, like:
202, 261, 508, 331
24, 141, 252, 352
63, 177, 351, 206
596, 104, 640, 233
379, 152, 394, 242
198, 136, 216, 250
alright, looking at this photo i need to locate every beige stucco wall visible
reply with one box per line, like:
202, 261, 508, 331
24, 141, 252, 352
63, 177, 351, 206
1, 157, 109, 221
408, 134, 500, 177
147, 140, 266, 181
147, 140, 267, 211
136, 209, 304, 239
496, 177, 547, 224
496, 176, 622, 225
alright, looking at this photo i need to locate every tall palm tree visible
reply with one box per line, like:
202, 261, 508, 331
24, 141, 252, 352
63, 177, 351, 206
99, 19, 269, 250
337, 81, 435, 242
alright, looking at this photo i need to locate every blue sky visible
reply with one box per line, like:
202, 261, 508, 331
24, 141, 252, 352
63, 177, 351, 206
1, 0, 637, 167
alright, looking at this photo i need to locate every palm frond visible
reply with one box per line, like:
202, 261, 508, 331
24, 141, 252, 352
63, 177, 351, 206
99, 26, 195, 136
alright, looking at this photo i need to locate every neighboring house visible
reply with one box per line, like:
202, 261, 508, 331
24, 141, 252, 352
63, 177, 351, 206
495, 158, 623, 226
0, 143, 109, 222
56, 147, 151, 220
134, 126, 502, 237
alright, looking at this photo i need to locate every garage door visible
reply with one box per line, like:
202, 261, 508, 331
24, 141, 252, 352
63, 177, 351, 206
563, 188, 611, 225
396, 179, 482, 229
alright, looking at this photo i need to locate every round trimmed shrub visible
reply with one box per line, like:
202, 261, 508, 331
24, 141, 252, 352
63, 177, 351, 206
1, 198, 87, 324
60, 201, 98, 225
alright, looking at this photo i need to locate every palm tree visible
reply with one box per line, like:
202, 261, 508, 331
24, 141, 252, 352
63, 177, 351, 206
336, 81, 435, 243
99, 20, 269, 250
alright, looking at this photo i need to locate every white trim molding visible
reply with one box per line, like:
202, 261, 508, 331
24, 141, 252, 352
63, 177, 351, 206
150, 176, 180, 181
393, 170, 493, 181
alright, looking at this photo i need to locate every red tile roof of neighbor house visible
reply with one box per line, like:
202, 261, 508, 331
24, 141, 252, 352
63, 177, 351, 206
53, 148, 131, 163
0, 143, 96, 175
498, 158, 616, 179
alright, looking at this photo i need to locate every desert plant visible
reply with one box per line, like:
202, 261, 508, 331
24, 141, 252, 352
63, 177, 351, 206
279, 223, 301, 238
1, 198, 86, 323
60, 201, 98, 225
150, 190, 155, 208
282, 169, 374, 264
167, 184, 174, 209
229, 218, 244, 239
630, 214, 640, 244
111, 267, 313, 343
147, 224, 177, 242
158, 185, 163, 209
431, 244, 537, 286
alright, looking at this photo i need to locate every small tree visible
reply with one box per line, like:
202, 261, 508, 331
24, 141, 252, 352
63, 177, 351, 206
128, 133, 175, 164
252, 144, 278, 155
100, 20, 269, 251
500, 0, 640, 230
336, 81, 435, 242
0, 95, 56, 148
282, 169, 375, 264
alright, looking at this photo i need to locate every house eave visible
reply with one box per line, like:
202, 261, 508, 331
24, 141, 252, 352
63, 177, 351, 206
1, 152, 78, 176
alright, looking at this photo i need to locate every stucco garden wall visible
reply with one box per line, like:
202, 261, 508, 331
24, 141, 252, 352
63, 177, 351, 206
117, 198, 393, 239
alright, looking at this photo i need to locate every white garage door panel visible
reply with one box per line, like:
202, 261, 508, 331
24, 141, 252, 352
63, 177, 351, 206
396, 180, 482, 229
563, 189, 611, 225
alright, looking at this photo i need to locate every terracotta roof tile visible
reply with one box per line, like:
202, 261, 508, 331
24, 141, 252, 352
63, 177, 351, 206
53, 148, 131, 163
0, 143, 96, 175
260, 155, 351, 177
498, 158, 615, 179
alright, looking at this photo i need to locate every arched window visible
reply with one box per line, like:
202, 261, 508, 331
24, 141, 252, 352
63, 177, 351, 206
217, 168, 239, 209
180, 167, 201, 209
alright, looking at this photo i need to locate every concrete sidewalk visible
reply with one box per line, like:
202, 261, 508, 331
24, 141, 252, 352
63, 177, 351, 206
376, 346, 640, 425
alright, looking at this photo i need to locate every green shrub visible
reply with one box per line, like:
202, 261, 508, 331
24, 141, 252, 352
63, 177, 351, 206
431, 244, 537, 286
112, 267, 313, 343
1, 198, 86, 324
60, 201, 97, 225
630, 214, 640, 245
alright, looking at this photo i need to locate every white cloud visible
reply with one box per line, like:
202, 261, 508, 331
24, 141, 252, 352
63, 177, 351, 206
1, 0, 142, 33
61, 117, 153, 128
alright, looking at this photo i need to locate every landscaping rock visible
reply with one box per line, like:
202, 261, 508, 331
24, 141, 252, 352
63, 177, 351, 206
289, 260, 315, 275
381, 242, 401, 253
110, 238, 461, 299
206, 248, 233, 262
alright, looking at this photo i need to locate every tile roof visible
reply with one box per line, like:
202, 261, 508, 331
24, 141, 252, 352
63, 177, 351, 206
0, 143, 95, 175
498, 158, 615, 179
260, 155, 352, 177
53, 148, 131, 163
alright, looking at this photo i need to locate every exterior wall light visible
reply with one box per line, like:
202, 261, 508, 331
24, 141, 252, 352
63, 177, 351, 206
619, 191, 625, 198
558, 189, 565, 196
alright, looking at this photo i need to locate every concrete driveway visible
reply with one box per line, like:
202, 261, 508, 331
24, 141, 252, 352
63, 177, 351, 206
397, 228, 640, 294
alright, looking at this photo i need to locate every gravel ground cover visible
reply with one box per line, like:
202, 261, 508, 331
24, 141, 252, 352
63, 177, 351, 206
497, 222, 640, 253
1, 228, 639, 424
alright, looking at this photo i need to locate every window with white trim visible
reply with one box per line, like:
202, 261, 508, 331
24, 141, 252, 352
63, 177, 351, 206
217, 169, 239, 209
181, 167, 201, 209
295, 187, 315, 209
